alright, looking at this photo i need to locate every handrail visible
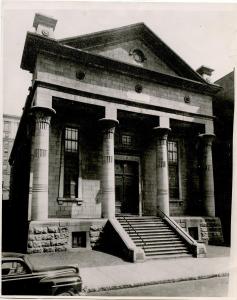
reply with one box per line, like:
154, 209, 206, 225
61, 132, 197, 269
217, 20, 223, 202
120, 215, 147, 250
157, 208, 196, 245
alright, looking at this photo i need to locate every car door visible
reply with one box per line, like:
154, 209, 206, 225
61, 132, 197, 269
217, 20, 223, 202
2, 258, 41, 295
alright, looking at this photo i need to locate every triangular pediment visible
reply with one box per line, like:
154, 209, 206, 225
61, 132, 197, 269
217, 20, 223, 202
59, 23, 206, 83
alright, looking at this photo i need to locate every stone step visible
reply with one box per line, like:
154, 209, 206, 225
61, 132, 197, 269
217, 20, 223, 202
120, 222, 169, 229
124, 227, 174, 233
124, 227, 173, 233
131, 236, 180, 242
117, 216, 163, 221
146, 253, 193, 258
145, 248, 190, 255
127, 231, 177, 237
117, 215, 192, 258
118, 219, 164, 223
142, 244, 188, 251
134, 240, 185, 246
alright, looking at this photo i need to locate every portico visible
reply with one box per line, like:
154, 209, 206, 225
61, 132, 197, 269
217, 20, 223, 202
7, 13, 224, 257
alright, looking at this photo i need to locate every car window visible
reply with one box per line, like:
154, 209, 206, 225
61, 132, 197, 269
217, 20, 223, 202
2, 261, 29, 276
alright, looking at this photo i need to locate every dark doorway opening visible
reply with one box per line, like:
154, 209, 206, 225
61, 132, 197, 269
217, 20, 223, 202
115, 161, 139, 215
188, 227, 199, 240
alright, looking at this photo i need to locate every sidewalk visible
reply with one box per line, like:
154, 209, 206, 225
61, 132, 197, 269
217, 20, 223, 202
28, 245, 230, 292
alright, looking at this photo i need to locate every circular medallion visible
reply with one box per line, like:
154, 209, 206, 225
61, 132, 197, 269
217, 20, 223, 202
135, 84, 143, 93
184, 95, 191, 104
76, 71, 85, 80
130, 49, 146, 63
41, 29, 49, 37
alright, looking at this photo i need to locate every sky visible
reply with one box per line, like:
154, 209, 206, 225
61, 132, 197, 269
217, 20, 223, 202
2, 1, 237, 116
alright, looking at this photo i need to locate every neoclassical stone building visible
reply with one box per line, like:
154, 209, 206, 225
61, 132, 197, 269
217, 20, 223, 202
7, 14, 224, 260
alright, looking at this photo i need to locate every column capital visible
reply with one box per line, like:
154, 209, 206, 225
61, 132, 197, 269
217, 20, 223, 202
199, 133, 215, 146
153, 126, 171, 139
99, 118, 119, 129
31, 106, 56, 120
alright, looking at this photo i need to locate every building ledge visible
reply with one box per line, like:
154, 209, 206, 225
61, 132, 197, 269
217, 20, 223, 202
57, 197, 83, 205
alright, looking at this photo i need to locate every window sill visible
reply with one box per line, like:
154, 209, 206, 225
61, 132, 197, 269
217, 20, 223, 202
170, 199, 183, 203
57, 197, 83, 206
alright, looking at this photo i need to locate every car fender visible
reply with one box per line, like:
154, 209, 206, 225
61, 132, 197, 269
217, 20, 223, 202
39, 266, 82, 295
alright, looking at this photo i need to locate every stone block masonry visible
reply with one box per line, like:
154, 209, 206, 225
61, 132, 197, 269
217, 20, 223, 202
174, 217, 224, 245
27, 220, 107, 253
27, 222, 69, 253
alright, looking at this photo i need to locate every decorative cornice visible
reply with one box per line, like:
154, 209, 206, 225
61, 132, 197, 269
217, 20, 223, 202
36, 80, 216, 121
21, 32, 221, 96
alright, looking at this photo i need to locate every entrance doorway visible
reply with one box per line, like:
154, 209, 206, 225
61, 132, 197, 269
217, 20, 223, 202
115, 160, 139, 215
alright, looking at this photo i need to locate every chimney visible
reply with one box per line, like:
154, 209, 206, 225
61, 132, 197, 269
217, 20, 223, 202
33, 13, 57, 38
196, 65, 214, 83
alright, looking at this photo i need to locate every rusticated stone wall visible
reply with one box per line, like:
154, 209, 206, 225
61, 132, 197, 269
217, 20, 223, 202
174, 216, 224, 245
27, 220, 107, 253
27, 223, 69, 253
89, 224, 104, 249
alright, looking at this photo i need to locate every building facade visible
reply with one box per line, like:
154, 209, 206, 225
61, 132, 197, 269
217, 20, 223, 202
6, 14, 225, 260
2, 115, 20, 201
213, 71, 234, 246
2, 114, 20, 251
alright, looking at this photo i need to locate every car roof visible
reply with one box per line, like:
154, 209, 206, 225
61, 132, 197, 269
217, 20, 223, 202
2, 252, 25, 258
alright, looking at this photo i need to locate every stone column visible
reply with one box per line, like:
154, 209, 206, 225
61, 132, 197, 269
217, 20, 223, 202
153, 126, 171, 216
199, 133, 215, 217
31, 106, 55, 221
99, 118, 119, 219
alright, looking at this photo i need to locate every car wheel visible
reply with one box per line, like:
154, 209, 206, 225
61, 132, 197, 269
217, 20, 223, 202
57, 290, 76, 296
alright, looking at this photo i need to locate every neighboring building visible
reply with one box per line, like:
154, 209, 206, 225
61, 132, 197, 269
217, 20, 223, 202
2, 114, 20, 251
2, 114, 20, 200
213, 71, 234, 246
5, 14, 226, 260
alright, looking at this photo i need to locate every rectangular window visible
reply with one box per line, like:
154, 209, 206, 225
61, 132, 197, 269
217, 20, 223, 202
72, 232, 86, 248
168, 141, 179, 199
64, 127, 79, 198
4, 121, 10, 132
121, 134, 133, 146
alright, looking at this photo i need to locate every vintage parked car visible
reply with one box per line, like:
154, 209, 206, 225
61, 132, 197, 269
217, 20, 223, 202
1, 252, 82, 296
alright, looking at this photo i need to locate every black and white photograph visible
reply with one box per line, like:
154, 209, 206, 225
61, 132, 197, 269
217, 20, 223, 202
1, 1, 236, 297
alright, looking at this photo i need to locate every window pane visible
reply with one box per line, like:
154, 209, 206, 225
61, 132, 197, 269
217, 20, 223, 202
71, 130, 76, 140
64, 127, 79, 197
173, 152, 177, 162
4, 121, 10, 132
168, 140, 179, 198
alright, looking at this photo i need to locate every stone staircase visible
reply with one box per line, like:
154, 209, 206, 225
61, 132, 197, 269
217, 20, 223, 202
117, 215, 193, 258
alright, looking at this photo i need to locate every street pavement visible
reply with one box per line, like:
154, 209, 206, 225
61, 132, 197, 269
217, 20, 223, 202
89, 276, 229, 297
27, 245, 231, 294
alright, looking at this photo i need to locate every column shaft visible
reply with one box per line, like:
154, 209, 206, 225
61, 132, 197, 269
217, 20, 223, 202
154, 127, 171, 216
199, 134, 215, 217
31, 106, 55, 221
99, 118, 118, 218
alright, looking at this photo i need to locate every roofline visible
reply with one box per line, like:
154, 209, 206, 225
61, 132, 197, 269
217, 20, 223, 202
58, 22, 207, 85
21, 32, 221, 96
58, 22, 145, 43
3, 113, 21, 119
214, 69, 235, 84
